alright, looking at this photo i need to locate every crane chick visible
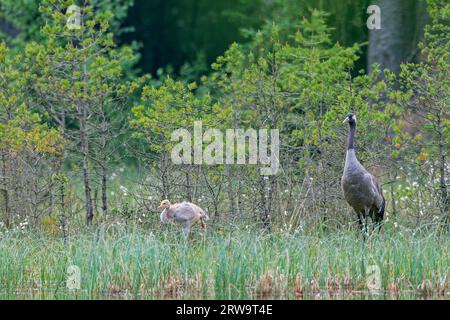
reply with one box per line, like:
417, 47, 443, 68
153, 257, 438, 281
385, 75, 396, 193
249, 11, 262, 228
158, 199, 209, 238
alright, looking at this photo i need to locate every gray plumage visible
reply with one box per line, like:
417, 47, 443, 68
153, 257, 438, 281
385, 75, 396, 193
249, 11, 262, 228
341, 113, 385, 235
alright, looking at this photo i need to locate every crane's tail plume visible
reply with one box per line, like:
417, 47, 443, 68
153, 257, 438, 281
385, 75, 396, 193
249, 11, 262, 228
373, 196, 386, 232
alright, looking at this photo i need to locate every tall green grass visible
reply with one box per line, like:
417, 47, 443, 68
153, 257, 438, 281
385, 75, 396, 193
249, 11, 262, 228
0, 225, 448, 299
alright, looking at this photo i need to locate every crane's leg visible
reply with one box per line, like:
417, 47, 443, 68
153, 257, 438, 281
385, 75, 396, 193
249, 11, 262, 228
357, 212, 363, 230
182, 221, 191, 240
363, 208, 370, 238
368, 208, 375, 233
356, 210, 365, 236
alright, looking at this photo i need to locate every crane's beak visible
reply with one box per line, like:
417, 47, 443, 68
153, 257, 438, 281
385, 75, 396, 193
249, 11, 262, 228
342, 117, 349, 124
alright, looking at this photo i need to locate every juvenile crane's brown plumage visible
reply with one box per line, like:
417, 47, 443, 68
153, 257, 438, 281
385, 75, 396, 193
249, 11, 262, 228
158, 199, 209, 238
341, 113, 385, 235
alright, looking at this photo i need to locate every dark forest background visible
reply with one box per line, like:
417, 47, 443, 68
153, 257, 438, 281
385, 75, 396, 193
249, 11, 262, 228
0, 0, 429, 77
118, 0, 429, 76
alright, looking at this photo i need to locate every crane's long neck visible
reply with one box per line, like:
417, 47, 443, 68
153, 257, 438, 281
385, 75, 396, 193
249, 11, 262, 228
160, 205, 175, 223
344, 122, 357, 168
160, 208, 168, 223
347, 122, 356, 151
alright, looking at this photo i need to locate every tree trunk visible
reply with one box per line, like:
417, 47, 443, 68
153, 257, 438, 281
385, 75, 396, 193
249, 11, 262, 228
237, 169, 243, 216
226, 165, 236, 217
202, 168, 220, 222
80, 112, 93, 226
185, 170, 192, 202
389, 171, 397, 216
258, 175, 270, 229
80, 56, 93, 226
413, 0, 430, 63
1, 154, 10, 228
49, 181, 54, 216
368, 0, 419, 73
102, 167, 108, 219
59, 215, 67, 244
1, 188, 9, 228
93, 187, 98, 216
437, 117, 448, 223
321, 159, 328, 223
60, 180, 65, 211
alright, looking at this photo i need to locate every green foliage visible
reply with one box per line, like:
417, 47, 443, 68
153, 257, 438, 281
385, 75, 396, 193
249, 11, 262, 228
40, 215, 60, 236
0, 0, 134, 46
0, 0, 42, 46
0, 42, 63, 155
388, 0, 449, 220
129, 10, 401, 227
15, 0, 145, 225
131, 77, 213, 155
207, 10, 391, 177
0, 42, 64, 228
24, 0, 140, 99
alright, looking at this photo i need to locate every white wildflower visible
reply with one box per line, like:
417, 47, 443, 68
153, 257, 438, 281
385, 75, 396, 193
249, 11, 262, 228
120, 185, 129, 194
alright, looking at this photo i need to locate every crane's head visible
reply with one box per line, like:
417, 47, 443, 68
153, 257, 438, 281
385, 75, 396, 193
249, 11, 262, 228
158, 199, 171, 209
343, 113, 356, 126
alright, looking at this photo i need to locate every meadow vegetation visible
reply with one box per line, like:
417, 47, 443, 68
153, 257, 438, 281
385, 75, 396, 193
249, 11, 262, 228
0, 224, 448, 299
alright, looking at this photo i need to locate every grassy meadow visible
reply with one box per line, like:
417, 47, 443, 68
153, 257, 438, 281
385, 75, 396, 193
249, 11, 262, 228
0, 223, 448, 300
